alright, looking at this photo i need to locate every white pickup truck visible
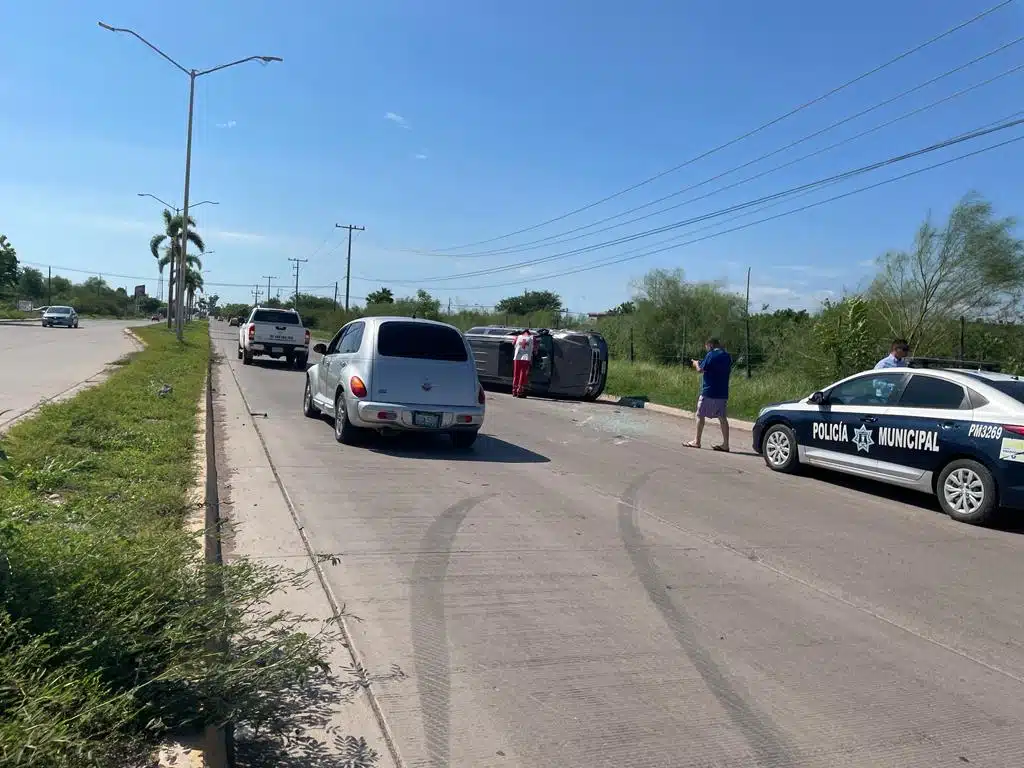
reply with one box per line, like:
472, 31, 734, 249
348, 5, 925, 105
238, 307, 310, 368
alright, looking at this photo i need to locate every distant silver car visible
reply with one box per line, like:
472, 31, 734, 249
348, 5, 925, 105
303, 316, 485, 448
41, 306, 78, 328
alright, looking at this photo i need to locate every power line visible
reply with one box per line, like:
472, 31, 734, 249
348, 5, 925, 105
424, 39, 1024, 259
442, 130, 1024, 292
359, 115, 1024, 284
16, 261, 338, 291
424, 0, 1016, 253
303, 226, 343, 262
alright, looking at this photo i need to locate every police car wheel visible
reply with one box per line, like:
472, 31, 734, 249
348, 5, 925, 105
762, 424, 798, 473
937, 459, 997, 525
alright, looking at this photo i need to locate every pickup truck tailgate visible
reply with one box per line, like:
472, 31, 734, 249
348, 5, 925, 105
253, 324, 305, 345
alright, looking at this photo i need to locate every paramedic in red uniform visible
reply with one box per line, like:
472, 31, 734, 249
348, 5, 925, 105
512, 329, 535, 398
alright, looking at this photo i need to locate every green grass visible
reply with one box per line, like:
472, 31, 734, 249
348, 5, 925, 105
0, 322, 353, 767
606, 360, 821, 421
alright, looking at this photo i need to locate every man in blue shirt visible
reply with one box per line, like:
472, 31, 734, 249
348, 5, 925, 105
874, 338, 910, 369
686, 338, 733, 452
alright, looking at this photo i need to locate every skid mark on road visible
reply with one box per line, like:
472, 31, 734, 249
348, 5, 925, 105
410, 494, 494, 768
619, 471, 799, 767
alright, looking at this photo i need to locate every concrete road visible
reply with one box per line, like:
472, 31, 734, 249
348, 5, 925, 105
212, 324, 1024, 768
0, 319, 150, 430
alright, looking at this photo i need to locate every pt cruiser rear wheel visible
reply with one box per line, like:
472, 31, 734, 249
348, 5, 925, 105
762, 423, 798, 473
302, 378, 320, 418
333, 392, 364, 445
937, 459, 997, 525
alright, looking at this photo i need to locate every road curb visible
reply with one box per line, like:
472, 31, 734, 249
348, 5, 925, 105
598, 393, 756, 432
157, 333, 230, 768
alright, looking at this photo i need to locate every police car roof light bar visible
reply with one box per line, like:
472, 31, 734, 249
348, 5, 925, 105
906, 356, 1001, 372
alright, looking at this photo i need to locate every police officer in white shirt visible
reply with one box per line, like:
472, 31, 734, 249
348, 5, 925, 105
875, 339, 910, 369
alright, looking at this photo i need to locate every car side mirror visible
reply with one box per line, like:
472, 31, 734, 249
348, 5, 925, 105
312, 343, 327, 355
809, 391, 826, 405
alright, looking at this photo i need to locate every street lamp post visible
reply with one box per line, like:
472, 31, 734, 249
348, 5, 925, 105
137, 194, 218, 328
102, 22, 282, 341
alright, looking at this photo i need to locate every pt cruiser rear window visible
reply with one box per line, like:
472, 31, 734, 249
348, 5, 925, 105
378, 321, 468, 362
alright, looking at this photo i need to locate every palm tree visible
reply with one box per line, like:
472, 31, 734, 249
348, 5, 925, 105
182, 266, 204, 320
367, 286, 394, 304
150, 209, 205, 328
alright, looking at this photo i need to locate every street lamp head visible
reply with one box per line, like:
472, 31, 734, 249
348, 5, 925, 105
97, 21, 116, 31
260, 56, 284, 63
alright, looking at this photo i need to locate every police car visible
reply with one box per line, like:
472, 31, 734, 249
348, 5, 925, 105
752, 360, 1024, 525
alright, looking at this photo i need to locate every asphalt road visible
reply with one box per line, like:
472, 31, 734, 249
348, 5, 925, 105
0, 318, 149, 430
212, 322, 1024, 768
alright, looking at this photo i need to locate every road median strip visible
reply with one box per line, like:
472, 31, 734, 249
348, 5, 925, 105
0, 321, 346, 767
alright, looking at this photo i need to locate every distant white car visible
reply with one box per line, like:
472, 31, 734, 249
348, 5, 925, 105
303, 316, 485, 448
238, 306, 310, 368
41, 306, 78, 328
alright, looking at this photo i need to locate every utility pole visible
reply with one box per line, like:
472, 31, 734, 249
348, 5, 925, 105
251, 286, 263, 305
287, 257, 308, 309
262, 275, 276, 304
335, 223, 365, 311
744, 266, 752, 379
333, 281, 339, 310
47, 266, 52, 305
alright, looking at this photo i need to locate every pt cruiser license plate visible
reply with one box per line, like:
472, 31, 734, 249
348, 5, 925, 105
413, 412, 441, 428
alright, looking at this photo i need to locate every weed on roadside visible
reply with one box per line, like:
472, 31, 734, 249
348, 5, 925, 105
607, 360, 820, 420
0, 322, 363, 766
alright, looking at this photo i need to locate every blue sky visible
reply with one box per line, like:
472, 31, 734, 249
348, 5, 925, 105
2, 0, 1022, 314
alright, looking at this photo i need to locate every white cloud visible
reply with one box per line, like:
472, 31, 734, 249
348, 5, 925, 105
81, 216, 152, 233
769, 264, 843, 279
210, 230, 267, 242
414, 152, 428, 160
385, 112, 411, 129
725, 282, 834, 311
858, 258, 876, 268
215, 120, 237, 129
518, 266, 535, 275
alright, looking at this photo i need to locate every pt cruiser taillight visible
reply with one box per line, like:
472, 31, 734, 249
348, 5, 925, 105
350, 376, 367, 398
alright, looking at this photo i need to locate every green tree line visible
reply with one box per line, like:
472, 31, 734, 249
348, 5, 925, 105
0, 255, 164, 318
218, 194, 1024, 379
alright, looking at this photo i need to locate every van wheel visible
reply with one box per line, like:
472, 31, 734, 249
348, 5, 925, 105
333, 392, 364, 445
243, 349, 253, 366
937, 459, 997, 524
762, 424, 799, 473
450, 430, 479, 449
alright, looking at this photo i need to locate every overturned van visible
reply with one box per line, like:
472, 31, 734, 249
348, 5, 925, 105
464, 326, 609, 400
